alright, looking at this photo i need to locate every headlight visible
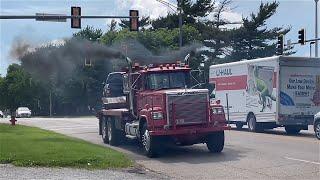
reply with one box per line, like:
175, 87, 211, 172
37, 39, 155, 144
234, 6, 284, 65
212, 107, 224, 114
151, 111, 163, 120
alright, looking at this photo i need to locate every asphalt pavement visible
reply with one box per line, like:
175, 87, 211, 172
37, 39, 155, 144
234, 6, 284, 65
1, 117, 319, 180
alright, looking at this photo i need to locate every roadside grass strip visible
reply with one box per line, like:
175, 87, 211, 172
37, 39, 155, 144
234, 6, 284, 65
0, 123, 132, 169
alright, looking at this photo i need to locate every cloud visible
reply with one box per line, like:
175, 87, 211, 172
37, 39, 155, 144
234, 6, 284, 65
220, 11, 243, 29
116, 0, 176, 19
203, 6, 243, 29
118, 0, 242, 29
221, 11, 242, 23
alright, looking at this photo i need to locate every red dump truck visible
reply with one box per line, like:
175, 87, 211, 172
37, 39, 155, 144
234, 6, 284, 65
97, 56, 229, 157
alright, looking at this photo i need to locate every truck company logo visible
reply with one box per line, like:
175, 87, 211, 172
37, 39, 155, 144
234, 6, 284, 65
215, 68, 232, 76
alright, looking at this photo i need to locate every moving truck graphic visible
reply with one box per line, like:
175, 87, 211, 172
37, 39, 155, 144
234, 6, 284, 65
209, 56, 320, 134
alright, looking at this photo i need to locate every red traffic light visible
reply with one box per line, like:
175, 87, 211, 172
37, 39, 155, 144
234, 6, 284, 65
129, 10, 139, 31
71, 6, 81, 29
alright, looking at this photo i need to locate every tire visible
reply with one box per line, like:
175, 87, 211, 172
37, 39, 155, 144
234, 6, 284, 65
235, 122, 244, 130
101, 117, 109, 143
285, 126, 301, 135
141, 123, 158, 158
107, 117, 121, 146
206, 131, 225, 153
247, 114, 259, 132
314, 120, 320, 140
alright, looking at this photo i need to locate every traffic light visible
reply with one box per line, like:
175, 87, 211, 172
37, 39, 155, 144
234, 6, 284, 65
129, 10, 139, 31
71, 6, 81, 29
298, 28, 305, 45
276, 34, 284, 55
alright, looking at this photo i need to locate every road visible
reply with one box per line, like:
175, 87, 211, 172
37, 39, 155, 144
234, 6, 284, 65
1, 117, 319, 180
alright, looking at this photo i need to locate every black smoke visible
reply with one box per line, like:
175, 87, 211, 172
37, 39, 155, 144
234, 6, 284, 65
13, 37, 200, 83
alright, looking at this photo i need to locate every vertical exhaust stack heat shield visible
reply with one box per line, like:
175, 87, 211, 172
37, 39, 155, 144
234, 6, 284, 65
184, 54, 190, 65
125, 57, 134, 115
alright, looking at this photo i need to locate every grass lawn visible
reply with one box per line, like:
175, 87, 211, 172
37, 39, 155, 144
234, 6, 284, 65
0, 123, 132, 169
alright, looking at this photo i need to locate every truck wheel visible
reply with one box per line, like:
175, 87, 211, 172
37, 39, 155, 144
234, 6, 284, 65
314, 120, 320, 140
236, 122, 244, 130
248, 114, 259, 132
285, 126, 301, 135
141, 123, 158, 158
107, 118, 120, 146
206, 131, 224, 153
101, 117, 109, 143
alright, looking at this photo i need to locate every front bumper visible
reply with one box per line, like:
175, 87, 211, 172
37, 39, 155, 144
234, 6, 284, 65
278, 115, 314, 126
17, 114, 31, 117
150, 125, 230, 136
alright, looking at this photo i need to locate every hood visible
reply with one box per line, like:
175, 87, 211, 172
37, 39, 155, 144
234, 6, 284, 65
141, 88, 209, 96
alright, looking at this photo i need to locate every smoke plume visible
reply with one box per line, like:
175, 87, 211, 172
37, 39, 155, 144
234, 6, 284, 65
11, 37, 201, 84
9, 37, 35, 60
112, 39, 201, 65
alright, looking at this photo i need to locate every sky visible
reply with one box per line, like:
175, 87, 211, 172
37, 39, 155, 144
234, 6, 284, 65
0, 0, 318, 76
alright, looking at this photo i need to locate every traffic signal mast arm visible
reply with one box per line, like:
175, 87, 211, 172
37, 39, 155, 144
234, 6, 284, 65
0, 8, 139, 31
0, 15, 138, 19
286, 38, 320, 46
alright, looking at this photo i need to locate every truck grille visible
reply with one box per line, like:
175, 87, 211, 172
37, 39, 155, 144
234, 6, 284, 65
167, 93, 208, 126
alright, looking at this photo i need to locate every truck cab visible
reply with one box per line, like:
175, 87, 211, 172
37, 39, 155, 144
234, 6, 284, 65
98, 59, 229, 157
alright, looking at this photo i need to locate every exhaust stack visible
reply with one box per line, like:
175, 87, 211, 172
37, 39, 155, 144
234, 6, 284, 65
184, 53, 190, 65
125, 57, 134, 115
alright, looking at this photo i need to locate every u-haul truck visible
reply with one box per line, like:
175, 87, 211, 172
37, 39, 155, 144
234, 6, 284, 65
209, 56, 320, 134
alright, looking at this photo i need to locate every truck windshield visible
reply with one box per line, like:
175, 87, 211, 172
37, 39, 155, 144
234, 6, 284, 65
147, 72, 190, 90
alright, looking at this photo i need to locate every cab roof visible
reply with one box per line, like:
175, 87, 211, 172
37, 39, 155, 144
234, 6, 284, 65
138, 66, 191, 73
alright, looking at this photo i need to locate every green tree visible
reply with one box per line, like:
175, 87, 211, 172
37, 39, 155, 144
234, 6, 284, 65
0, 64, 43, 115
119, 16, 151, 30
0, 76, 6, 110
73, 26, 103, 41
225, 2, 293, 62
101, 25, 201, 54
152, 0, 214, 29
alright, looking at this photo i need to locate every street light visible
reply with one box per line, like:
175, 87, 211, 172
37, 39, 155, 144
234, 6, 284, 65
156, 0, 183, 48
315, 0, 319, 57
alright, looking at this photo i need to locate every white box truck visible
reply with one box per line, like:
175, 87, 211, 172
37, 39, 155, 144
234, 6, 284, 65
209, 56, 320, 134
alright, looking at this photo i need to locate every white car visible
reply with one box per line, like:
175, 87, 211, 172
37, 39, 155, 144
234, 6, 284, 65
16, 107, 31, 118
0, 110, 3, 118
314, 112, 320, 140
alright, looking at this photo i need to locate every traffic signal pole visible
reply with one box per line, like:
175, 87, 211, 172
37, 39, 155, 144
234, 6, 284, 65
315, 0, 319, 57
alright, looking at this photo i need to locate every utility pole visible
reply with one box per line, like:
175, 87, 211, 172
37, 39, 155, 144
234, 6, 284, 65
315, 0, 319, 57
49, 90, 52, 117
178, 7, 183, 48
178, 4, 183, 48
156, 0, 183, 49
